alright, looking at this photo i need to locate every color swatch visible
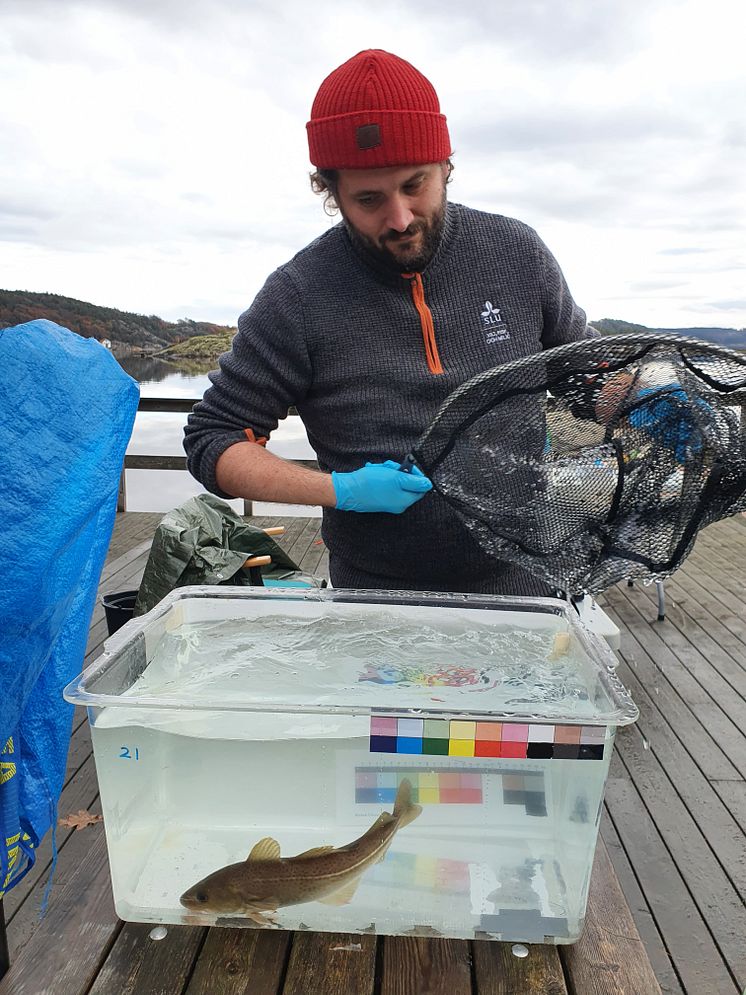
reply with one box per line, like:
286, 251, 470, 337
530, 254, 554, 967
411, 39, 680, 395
369, 717, 606, 760
355, 767, 482, 805
373, 850, 472, 895
502, 772, 547, 817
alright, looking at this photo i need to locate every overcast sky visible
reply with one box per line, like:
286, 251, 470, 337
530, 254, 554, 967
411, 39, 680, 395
2, 0, 745, 330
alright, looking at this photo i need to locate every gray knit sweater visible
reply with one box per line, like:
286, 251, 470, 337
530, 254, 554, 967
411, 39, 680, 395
184, 202, 590, 587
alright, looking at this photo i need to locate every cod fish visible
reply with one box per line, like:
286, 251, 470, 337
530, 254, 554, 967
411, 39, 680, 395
180, 778, 422, 925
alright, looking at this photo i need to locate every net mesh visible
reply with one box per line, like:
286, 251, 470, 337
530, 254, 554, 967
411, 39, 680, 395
412, 334, 746, 594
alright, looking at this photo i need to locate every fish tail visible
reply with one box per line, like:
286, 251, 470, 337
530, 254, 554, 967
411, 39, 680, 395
393, 778, 422, 829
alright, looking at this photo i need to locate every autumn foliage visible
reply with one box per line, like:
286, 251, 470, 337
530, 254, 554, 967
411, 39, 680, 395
0, 289, 235, 353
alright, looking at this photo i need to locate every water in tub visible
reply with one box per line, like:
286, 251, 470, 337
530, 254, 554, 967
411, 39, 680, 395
90, 601, 616, 942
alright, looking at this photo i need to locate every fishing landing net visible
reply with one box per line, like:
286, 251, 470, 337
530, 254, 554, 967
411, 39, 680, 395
411, 334, 746, 595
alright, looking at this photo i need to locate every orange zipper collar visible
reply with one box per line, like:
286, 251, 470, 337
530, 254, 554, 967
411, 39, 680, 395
403, 272, 443, 375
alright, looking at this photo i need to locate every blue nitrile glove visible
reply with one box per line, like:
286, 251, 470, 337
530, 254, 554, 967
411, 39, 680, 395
332, 460, 433, 513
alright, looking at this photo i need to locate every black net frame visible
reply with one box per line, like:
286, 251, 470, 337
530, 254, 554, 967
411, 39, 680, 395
412, 334, 746, 594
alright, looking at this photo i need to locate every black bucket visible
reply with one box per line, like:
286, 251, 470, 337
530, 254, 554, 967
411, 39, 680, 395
102, 590, 139, 636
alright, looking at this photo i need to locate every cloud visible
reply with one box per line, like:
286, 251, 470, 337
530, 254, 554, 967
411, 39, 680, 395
659, 247, 713, 256
1, 0, 745, 330
0, 197, 57, 222
456, 105, 697, 157
422, 0, 658, 62
705, 299, 746, 314
628, 280, 688, 292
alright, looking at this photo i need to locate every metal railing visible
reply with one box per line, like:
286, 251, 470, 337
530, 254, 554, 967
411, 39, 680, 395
119, 398, 317, 516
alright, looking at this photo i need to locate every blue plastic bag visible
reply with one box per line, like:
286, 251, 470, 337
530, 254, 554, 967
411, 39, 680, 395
0, 320, 139, 898
629, 385, 713, 464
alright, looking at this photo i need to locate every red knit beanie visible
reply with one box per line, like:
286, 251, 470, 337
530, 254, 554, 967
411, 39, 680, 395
307, 49, 451, 169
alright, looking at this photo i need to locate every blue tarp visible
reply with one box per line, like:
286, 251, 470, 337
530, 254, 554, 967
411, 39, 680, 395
0, 319, 139, 897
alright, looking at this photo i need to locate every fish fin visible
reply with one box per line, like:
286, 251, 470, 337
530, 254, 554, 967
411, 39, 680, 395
293, 845, 335, 860
318, 876, 362, 906
392, 778, 423, 830
369, 812, 394, 831
247, 837, 281, 861
245, 909, 279, 928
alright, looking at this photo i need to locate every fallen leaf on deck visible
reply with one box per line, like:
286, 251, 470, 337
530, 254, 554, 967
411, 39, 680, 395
58, 809, 103, 830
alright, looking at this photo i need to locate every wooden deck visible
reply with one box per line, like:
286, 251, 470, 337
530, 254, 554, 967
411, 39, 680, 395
2, 511, 745, 995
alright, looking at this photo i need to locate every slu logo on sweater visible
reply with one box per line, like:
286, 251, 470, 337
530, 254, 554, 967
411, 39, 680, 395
480, 300, 509, 344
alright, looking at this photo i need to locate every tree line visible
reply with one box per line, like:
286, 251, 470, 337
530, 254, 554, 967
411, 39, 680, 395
0, 290, 235, 352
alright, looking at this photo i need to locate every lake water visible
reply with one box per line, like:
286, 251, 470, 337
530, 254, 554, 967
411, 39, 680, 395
120, 356, 319, 517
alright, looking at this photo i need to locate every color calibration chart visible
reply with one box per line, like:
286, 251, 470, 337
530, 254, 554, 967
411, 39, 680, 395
369, 716, 608, 760
356, 767, 483, 806
354, 765, 548, 817
370, 849, 472, 896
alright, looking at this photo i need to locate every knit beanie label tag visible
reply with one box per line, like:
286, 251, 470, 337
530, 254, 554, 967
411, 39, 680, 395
356, 124, 381, 150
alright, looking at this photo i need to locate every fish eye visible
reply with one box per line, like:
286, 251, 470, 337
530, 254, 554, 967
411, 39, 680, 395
194, 891, 208, 904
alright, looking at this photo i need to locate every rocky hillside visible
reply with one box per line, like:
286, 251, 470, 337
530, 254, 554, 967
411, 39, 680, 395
0, 289, 235, 354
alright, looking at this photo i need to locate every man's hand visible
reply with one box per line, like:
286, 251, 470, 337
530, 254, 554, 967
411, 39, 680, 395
332, 460, 433, 513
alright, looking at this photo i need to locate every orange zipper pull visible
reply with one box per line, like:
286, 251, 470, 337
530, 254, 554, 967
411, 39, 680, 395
403, 272, 443, 375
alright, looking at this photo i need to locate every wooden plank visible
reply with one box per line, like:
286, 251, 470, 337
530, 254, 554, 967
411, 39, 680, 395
603, 756, 740, 994
712, 779, 746, 832
117, 466, 127, 512
96, 543, 152, 597
602, 600, 743, 782
88, 922, 204, 995
613, 724, 746, 983
265, 517, 310, 562
183, 928, 290, 995
0, 833, 121, 995
688, 541, 746, 597
298, 534, 328, 577
604, 588, 746, 778
125, 455, 188, 470
562, 838, 661, 995
630, 569, 746, 674
380, 937, 472, 995
281, 932, 376, 995
612, 585, 746, 732
284, 517, 324, 569
138, 398, 200, 412
62, 711, 93, 775
606, 640, 746, 903
107, 513, 163, 560
472, 939, 567, 995
0, 902, 8, 980
5, 796, 104, 959
600, 813, 684, 995
3, 749, 98, 927
691, 537, 744, 578
661, 566, 746, 651
318, 547, 329, 581
679, 554, 746, 635
620, 582, 746, 701
126, 455, 319, 472
99, 538, 154, 584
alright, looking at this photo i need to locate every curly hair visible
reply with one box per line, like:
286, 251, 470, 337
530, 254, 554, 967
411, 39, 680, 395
310, 159, 455, 216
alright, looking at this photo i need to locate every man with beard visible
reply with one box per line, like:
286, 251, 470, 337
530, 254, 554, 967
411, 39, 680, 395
184, 50, 593, 594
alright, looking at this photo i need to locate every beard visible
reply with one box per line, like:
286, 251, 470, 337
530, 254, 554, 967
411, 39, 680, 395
342, 190, 448, 274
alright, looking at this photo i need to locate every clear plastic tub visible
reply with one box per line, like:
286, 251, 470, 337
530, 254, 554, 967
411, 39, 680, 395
64, 586, 638, 944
